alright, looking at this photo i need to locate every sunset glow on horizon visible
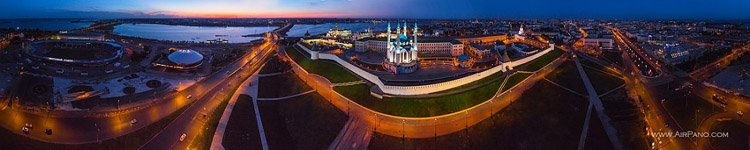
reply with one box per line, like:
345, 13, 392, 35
170, 10, 365, 19
1, 0, 749, 19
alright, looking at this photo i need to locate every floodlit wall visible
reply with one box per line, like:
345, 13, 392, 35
297, 42, 555, 96
287, 50, 568, 138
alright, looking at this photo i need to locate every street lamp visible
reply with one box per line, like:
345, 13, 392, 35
434, 118, 438, 147
464, 110, 469, 132
373, 113, 378, 132
402, 119, 405, 139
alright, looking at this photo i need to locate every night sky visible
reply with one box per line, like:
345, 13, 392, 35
1, 0, 749, 19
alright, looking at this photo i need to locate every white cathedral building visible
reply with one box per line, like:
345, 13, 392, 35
384, 22, 420, 74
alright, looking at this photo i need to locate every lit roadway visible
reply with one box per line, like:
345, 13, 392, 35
621, 74, 690, 150
0, 32, 279, 146
690, 79, 750, 149
611, 27, 750, 149
141, 32, 279, 150
614, 27, 749, 149
610, 27, 690, 150
611, 27, 750, 148
689, 44, 750, 81
609, 27, 662, 78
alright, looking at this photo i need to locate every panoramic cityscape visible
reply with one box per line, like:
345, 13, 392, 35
0, 0, 749, 150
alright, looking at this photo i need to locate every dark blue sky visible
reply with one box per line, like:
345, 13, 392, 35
1, 0, 749, 19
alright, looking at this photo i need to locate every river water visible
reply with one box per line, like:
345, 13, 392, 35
113, 24, 277, 43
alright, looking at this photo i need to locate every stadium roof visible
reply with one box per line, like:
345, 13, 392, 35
168, 49, 203, 66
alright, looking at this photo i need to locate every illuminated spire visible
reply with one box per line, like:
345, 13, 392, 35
403, 21, 407, 36
413, 22, 418, 60
387, 22, 391, 34
413, 22, 418, 35
387, 21, 393, 63
396, 23, 400, 35
413, 22, 418, 45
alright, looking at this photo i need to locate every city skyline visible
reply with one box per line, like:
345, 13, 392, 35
2, 0, 750, 19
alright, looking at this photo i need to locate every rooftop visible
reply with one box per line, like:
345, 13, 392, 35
168, 49, 204, 66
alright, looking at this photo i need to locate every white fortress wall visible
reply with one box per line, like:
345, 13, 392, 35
296, 42, 555, 96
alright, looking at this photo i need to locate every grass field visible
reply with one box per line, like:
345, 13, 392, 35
257, 92, 348, 149
429, 71, 506, 96
583, 111, 615, 149
661, 92, 722, 132
221, 94, 263, 150
546, 60, 587, 94
285, 46, 360, 83
334, 75, 506, 117
501, 72, 531, 92
258, 73, 312, 98
288, 44, 561, 117
580, 59, 625, 95
259, 54, 292, 74
708, 120, 749, 150
601, 50, 624, 68
516, 48, 565, 72
599, 89, 648, 150
368, 80, 590, 149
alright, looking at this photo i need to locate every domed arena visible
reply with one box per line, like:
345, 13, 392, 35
26, 40, 124, 66
168, 49, 204, 66
154, 49, 204, 70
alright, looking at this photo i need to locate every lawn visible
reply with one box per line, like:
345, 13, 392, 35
600, 50, 624, 68
221, 94, 263, 150
660, 86, 722, 132
579, 58, 619, 75
189, 69, 256, 150
599, 89, 648, 150
580, 60, 625, 95
334, 74, 506, 117
257, 92, 348, 149
259, 54, 292, 74
501, 72, 531, 92
546, 60, 587, 94
258, 73, 312, 98
708, 120, 749, 150
441, 71, 505, 93
285, 46, 360, 83
369, 80, 589, 149
414, 71, 506, 98
583, 111, 615, 150
516, 48, 565, 72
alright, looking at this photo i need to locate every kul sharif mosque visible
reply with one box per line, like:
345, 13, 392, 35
384, 22, 420, 74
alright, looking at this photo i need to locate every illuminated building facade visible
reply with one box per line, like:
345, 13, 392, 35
326, 24, 353, 39
153, 49, 204, 70
384, 22, 419, 74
